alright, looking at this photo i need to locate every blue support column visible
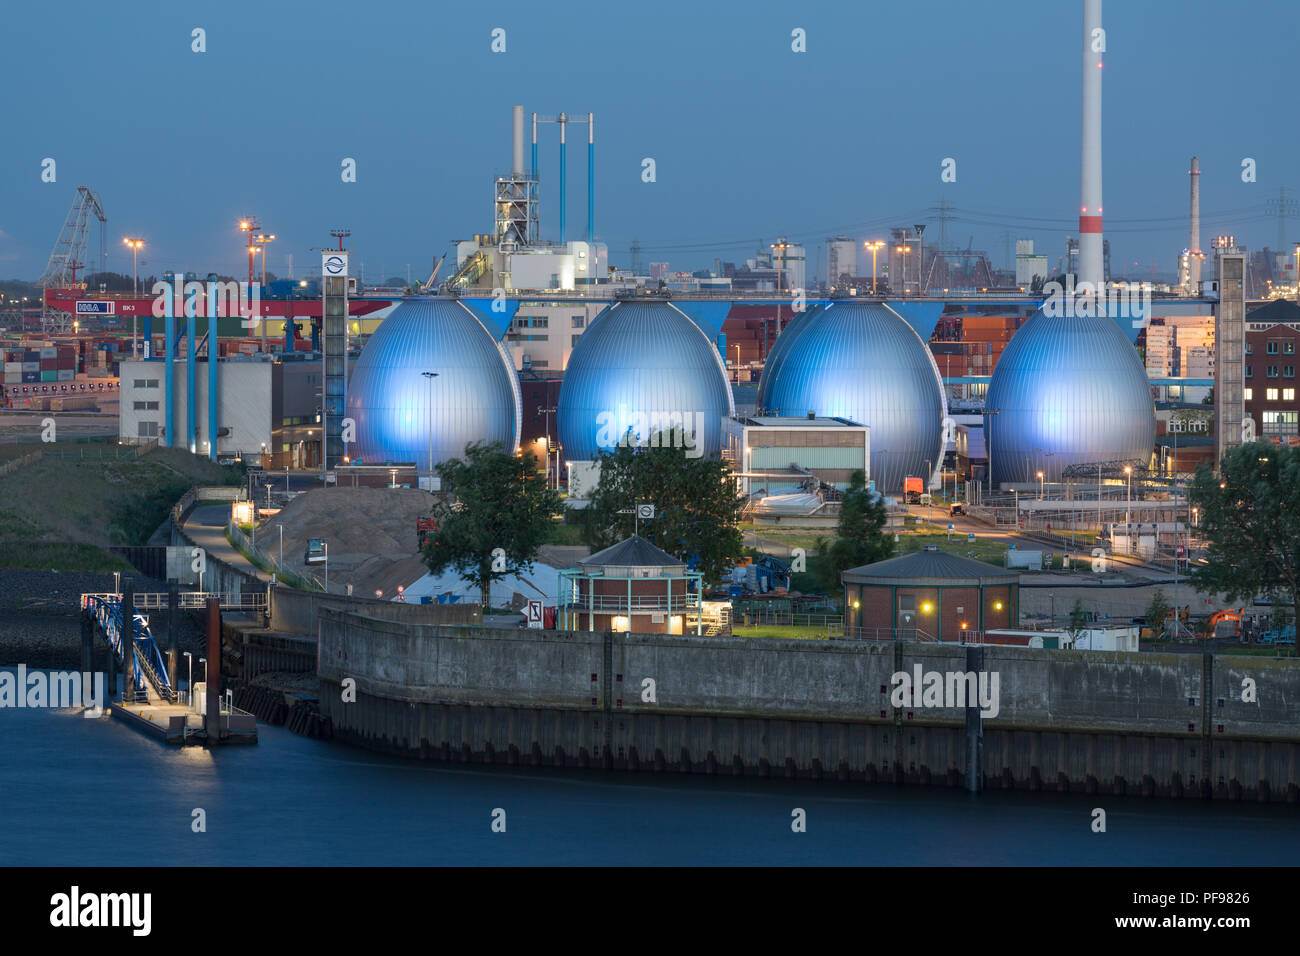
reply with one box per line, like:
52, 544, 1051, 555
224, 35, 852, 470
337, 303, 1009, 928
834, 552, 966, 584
143, 316, 152, 357
207, 286, 218, 461
185, 298, 196, 454
284, 317, 294, 353
164, 292, 175, 448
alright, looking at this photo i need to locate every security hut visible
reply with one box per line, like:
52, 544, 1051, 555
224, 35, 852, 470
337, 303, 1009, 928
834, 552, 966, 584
842, 545, 1018, 642
559, 535, 702, 635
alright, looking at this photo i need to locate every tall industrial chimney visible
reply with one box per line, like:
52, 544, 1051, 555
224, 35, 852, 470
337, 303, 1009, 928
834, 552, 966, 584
1188, 156, 1202, 293
511, 105, 525, 178
1078, 0, 1104, 292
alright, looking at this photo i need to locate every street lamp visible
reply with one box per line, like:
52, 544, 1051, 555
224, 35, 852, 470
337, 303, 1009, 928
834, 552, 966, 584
734, 344, 741, 382
864, 240, 884, 294
123, 238, 144, 359
1124, 465, 1133, 552
254, 233, 276, 287
323, 542, 329, 593
183, 651, 192, 709
895, 244, 912, 296
421, 371, 439, 487
238, 218, 261, 287
1037, 470, 1044, 500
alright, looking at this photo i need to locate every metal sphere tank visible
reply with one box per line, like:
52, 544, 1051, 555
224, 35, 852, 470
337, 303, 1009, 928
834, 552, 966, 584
983, 310, 1155, 485
558, 300, 735, 460
345, 298, 521, 467
759, 301, 946, 494
754, 303, 821, 413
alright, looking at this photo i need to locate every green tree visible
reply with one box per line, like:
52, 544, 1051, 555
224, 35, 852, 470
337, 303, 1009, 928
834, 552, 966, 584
819, 469, 892, 591
579, 438, 745, 583
1189, 442, 1300, 636
1067, 599, 1088, 641
1144, 588, 1171, 637
422, 442, 561, 609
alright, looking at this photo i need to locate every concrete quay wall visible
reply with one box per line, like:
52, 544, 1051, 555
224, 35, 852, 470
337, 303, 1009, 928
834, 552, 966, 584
316, 610, 1300, 802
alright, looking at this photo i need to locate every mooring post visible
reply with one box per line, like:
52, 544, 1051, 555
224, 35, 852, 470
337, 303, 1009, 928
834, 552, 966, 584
122, 581, 135, 704
205, 597, 221, 741
79, 610, 92, 681
965, 644, 984, 793
167, 580, 179, 695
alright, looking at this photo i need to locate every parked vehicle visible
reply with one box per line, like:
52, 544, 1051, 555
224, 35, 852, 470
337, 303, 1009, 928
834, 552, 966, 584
304, 538, 327, 565
903, 476, 924, 504
949, 502, 964, 516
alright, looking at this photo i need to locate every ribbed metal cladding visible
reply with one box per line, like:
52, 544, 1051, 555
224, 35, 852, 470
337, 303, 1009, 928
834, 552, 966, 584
984, 310, 1155, 485
558, 301, 735, 461
754, 304, 820, 412
758, 301, 946, 494
345, 298, 521, 467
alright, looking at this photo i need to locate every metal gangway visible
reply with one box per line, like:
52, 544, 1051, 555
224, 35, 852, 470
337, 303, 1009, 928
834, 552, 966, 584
81, 594, 175, 704
87, 591, 267, 612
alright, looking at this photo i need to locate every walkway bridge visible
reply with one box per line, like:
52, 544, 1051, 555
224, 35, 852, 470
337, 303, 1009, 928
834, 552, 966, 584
80, 591, 267, 704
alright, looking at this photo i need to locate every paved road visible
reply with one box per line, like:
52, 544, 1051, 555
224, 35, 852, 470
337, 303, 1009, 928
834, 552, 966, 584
183, 503, 271, 583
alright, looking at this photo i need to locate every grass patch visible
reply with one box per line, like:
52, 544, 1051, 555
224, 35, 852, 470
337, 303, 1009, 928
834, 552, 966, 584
545, 520, 587, 547
0, 444, 241, 570
0, 542, 131, 571
733, 624, 835, 640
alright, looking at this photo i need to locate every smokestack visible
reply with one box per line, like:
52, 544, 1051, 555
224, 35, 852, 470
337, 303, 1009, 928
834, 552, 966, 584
1189, 156, 1202, 293
531, 112, 538, 178
558, 112, 567, 244
1078, 0, 1104, 292
511, 105, 525, 178
587, 112, 595, 244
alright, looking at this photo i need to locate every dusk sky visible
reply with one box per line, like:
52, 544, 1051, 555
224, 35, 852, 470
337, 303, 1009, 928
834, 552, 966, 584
1, 0, 1295, 283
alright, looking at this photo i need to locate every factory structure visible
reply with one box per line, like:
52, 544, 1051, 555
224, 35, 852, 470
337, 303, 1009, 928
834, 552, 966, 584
6, 0, 1288, 521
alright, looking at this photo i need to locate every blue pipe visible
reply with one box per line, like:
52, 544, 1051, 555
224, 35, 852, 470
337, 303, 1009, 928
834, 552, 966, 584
143, 315, 152, 358
285, 317, 294, 353
185, 298, 196, 454
164, 288, 175, 448
531, 142, 538, 181
207, 286, 218, 461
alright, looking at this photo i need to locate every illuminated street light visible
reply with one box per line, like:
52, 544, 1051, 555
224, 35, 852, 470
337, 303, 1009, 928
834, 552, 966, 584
864, 240, 884, 295
122, 238, 145, 358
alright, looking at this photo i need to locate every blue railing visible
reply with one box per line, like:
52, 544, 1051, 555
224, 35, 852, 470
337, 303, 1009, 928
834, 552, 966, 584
81, 595, 174, 701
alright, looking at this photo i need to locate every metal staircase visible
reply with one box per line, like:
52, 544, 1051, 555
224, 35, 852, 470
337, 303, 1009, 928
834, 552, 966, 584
444, 251, 489, 291
81, 595, 175, 703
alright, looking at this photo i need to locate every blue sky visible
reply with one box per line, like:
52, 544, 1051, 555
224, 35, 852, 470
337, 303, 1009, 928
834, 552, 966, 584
1, 0, 1294, 283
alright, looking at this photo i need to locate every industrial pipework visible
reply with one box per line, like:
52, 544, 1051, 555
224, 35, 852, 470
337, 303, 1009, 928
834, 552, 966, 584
525, 107, 596, 246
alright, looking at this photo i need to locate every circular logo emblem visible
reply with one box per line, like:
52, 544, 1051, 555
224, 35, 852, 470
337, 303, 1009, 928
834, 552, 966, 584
324, 255, 345, 275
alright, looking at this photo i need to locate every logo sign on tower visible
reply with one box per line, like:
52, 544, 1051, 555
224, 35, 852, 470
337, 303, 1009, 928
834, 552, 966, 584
75, 300, 114, 315
322, 253, 349, 277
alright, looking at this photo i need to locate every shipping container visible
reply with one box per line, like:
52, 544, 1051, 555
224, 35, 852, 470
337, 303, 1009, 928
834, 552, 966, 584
40, 370, 57, 382
21, 372, 39, 383
39, 347, 56, 359
56, 370, 74, 381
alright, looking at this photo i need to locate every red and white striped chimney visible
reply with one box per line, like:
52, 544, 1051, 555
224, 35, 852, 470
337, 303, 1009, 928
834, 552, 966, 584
1078, 0, 1104, 292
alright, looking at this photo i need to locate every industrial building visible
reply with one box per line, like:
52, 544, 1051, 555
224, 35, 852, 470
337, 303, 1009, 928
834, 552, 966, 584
344, 298, 521, 472
757, 300, 946, 493
842, 547, 1019, 642
557, 535, 704, 635
722, 415, 869, 498
1243, 298, 1300, 444
118, 353, 331, 466
557, 299, 734, 463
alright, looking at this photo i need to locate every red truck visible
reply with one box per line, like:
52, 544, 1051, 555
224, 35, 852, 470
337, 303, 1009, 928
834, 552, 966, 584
903, 476, 924, 504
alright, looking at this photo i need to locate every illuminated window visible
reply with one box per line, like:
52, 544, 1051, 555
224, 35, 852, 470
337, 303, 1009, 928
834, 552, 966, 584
1244, 388, 1253, 400
1287, 342, 1297, 354
1267, 388, 1279, 401
1287, 389, 1296, 402
1263, 411, 1299, 436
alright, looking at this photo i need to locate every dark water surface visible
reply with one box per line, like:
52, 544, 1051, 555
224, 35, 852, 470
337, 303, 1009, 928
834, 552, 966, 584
3, 688, 1298, 866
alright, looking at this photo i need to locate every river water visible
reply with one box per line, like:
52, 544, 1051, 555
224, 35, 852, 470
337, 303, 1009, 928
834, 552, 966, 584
3, 681, 1298, 866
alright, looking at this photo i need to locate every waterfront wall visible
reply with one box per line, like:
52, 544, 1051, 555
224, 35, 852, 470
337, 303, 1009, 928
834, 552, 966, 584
316, 610, 1300, 801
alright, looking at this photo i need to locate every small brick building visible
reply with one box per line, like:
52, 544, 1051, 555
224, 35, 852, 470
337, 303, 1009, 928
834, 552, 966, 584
842, 546, 1018, 642
559, 535, 702, 635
